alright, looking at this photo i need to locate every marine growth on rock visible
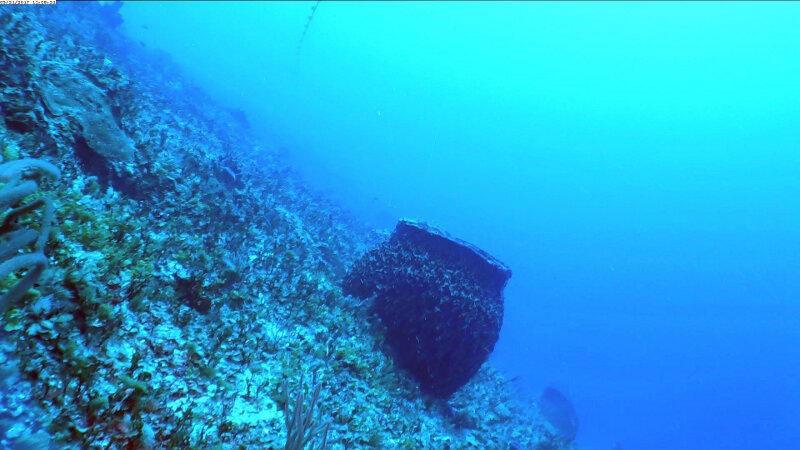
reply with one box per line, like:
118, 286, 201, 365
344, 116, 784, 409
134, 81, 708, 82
344, 219, 512, 398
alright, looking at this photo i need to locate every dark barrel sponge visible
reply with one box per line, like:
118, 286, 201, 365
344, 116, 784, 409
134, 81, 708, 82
344, 219, 511, 397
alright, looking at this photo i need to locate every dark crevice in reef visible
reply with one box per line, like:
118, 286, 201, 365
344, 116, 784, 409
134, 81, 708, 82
73, 136, 142, 199
74, 136, 111, 188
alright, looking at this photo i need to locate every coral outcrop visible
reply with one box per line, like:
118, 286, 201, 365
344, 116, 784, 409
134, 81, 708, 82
344, 219, 512, 397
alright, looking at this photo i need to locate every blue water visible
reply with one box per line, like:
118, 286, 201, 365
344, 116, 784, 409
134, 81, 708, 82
120, 3, 800, 449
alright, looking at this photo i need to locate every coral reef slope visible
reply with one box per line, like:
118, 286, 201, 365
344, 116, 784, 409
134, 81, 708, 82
0, 6, 575, 450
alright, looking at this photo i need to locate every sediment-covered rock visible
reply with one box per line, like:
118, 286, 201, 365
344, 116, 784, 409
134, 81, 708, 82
344, 219, 512, 397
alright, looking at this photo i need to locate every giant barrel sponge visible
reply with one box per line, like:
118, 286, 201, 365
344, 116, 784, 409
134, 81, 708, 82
344, 219, 511, 397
